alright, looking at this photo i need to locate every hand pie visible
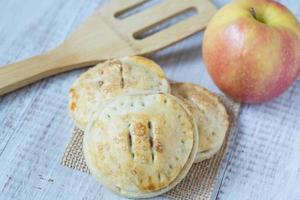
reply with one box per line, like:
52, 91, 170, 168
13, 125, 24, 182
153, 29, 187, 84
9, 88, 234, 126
83, 92, 198, 198
68, 56, 170, 130
171, 82, 229, 162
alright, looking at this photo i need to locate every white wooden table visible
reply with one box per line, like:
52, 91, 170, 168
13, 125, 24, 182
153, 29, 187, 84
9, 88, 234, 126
0, 0, 299, 199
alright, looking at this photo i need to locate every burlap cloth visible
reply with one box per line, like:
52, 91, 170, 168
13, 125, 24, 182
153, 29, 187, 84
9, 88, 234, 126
61, 96, 240, 200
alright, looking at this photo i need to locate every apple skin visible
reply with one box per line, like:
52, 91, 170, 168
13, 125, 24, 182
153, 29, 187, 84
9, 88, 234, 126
203, 0, 300, 103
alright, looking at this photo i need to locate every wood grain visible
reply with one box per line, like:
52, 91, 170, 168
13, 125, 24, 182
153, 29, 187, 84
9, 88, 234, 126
0, 0, 299, 200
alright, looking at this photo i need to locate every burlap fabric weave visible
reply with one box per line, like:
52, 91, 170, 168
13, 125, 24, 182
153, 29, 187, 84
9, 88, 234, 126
61, 96, 240, 200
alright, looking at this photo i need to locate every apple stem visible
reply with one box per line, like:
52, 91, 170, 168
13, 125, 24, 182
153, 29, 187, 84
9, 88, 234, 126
250, 7, 257, 20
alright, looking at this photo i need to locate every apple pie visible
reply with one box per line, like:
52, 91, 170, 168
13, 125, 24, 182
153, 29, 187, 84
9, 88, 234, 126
83, 92, 198, 198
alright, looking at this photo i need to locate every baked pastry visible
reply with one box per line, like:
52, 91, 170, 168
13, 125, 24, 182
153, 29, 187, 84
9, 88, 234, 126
83, 92, 198, 198
68, 56, 170, 130
171, 82, 229, 162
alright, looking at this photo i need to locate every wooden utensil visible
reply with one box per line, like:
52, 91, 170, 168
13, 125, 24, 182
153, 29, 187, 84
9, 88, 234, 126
0, 0, 217, 96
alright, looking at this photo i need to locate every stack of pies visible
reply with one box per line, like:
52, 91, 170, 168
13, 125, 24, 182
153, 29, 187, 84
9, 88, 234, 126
68, 56, 229, 198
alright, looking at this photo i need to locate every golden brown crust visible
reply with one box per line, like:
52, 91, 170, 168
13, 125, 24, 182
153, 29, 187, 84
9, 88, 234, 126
68, 56, 170, 130
171, 82, 230, 162
83, 92, 198, 198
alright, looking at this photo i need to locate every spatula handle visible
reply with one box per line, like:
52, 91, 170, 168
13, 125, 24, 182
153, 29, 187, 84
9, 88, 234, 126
0, 47, 99, 96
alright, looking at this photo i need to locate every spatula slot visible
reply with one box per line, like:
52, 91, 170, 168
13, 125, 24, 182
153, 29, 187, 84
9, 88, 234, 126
114, 0, 163, 20
133, 7, 197, 40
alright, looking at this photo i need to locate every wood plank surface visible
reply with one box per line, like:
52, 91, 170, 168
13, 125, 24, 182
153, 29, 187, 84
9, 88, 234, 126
0, 0, 299, 200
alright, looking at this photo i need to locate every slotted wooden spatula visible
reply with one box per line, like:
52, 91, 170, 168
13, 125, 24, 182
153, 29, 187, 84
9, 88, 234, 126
0, 0, 217, 96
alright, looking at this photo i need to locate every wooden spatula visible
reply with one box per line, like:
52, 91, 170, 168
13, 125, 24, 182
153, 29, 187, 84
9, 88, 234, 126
0, 0, 217, 96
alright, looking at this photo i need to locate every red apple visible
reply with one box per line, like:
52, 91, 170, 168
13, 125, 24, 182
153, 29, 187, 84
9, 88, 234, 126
203, 0, 300, 103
